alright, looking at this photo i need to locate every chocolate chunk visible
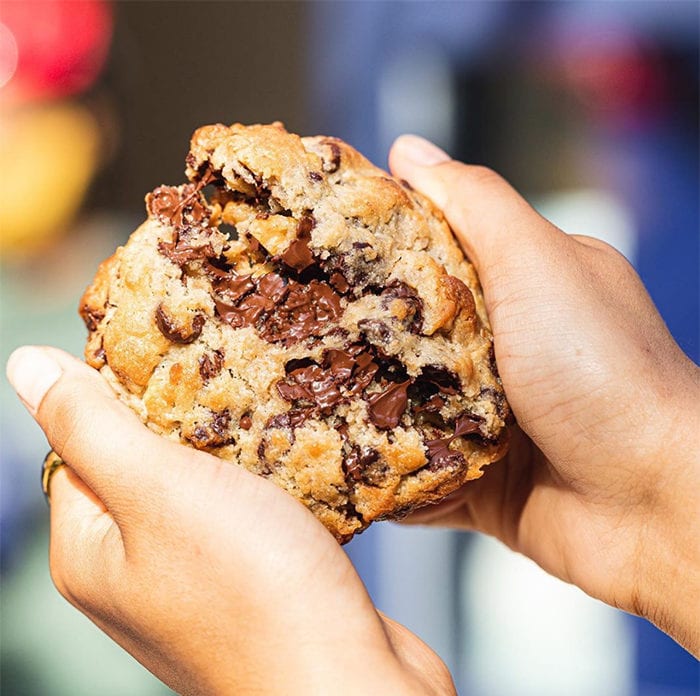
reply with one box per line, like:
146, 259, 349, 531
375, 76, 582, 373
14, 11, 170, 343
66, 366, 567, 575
245, 233, 268, 259
350, 352, 379, 393
322, 140, 342, 173
81, 304, 104, 331
358, 319, 392, 346
239, 163, 271, 205
414, 393, 445, 414
257, 273, 288, 303
239, 414, 253, 430
425, 444, 465, 470
267, 409, 313, 430
329, 271, 351, 294
325, 349, 355, 380
212, 272, 256, 303
157, 218, 222, 267
309, 171, 323, 182
418, 365, 460, 395
424, 415, 482, 469
199, 349, 224, 382
259, 280, 343, 344
409, 366, 460, 414
159, 238, 215, 266
277, 348, 378, 412
212, 267, 343, 346
155, 305, 205, 344
321, 245, 377, 292
381, 281, 423, 333
367, 380, 410, 429
278, 364, 341, 411
453, 414, 483, 437
187, 409, 233, 449
147, 186, 182, 223
343, 445, 380, 482
215, 293, 274, 329
147, 184, 210, 229
280, 215, 316, 272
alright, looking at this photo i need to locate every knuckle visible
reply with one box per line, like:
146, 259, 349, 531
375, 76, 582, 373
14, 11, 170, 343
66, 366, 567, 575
457, 163, 505, 190
443, 163, 509, 223
592, 240, 638, 279
575, 235, 630, 263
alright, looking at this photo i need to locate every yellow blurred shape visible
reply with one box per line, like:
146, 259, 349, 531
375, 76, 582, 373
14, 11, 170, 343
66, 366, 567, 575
0, 101, 100, 258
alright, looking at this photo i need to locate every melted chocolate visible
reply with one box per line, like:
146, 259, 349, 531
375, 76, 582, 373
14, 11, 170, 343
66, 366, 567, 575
418, 365, 460, 395
325, 349, 355, 380
212, 272, 256, 303
266, 409, 313, 430
155, 305, 205, 344
367, 380, 410, 429
211, 262, 343, 345
257, 273, 288, 303
424, 415, 482, 469
329, 271, 351, 294
277, 348, 378, 412
345, 352, 379, 395
147, 184, 210, 229
159, 238, 215, 266
414, 393, 446, 414
343, 445, 379, 482
280, 215, 316, 272
259, 280, 343, 344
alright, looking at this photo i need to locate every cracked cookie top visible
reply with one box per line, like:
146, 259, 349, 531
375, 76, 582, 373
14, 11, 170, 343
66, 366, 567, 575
81, 122, 510, 542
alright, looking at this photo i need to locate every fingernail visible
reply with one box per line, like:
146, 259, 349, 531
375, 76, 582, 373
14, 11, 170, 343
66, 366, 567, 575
6, 347, 63, 414
394, 134, 451, 166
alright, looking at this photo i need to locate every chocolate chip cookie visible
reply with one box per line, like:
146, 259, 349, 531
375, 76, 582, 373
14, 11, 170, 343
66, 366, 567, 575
81, 122, 510, 542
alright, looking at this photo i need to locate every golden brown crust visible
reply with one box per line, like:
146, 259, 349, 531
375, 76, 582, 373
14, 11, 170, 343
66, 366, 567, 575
82, 123, 510, 542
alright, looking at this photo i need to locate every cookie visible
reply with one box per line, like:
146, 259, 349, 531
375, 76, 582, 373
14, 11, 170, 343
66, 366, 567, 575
80, 122, 509, 542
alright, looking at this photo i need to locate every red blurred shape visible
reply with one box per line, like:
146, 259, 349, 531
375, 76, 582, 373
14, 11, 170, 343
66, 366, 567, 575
1, 0, 113, 102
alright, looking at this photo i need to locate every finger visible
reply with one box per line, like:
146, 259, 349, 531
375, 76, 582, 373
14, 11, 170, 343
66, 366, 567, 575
6, 345, 219, 522
47, 463, 125, 614
388, 134, 564, 273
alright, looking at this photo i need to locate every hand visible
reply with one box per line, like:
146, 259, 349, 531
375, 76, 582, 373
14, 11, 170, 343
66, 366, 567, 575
389, 135, 700, 656
6, 347, 455, 695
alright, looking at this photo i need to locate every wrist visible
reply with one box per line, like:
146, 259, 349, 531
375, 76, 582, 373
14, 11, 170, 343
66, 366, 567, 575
628, 387, 700, 656
631, 497, 700, 656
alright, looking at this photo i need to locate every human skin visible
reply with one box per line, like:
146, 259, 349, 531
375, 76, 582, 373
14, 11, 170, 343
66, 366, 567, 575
6, 135, 699, 694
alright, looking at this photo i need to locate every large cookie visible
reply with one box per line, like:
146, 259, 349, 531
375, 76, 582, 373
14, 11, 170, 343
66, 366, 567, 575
81, 122, 509, 542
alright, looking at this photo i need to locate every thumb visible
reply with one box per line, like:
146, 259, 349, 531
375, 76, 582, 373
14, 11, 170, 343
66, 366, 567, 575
388, 134, 562, 274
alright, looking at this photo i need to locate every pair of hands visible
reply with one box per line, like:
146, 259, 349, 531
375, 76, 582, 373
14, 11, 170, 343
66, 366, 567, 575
7, 135, 699, 695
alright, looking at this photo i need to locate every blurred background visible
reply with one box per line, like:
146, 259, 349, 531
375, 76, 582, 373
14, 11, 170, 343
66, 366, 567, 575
1, 1, 698, 694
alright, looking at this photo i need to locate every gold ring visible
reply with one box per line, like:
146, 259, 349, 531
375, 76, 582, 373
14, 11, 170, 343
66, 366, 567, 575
42, 450, 65, 502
